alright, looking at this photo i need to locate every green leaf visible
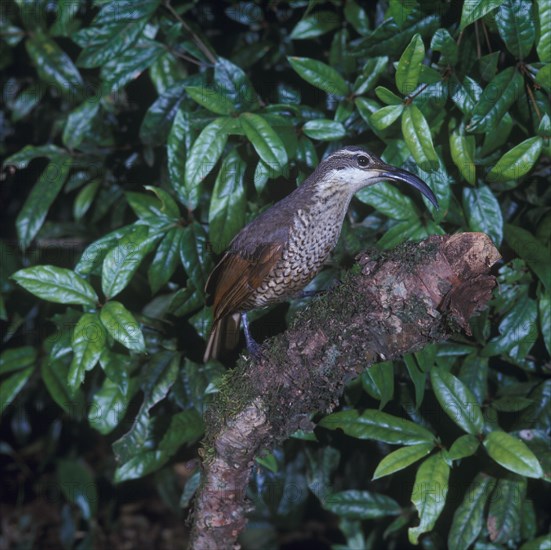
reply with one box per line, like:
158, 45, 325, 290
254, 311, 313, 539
484, 431, 544, 478
372, 443, 434, 480
287, 56, 349, 96
102, 38, 164, 92
73, 0, 159, 68
57, 459, 97, 520
290, 11, 340, 39
448, 473, 496, 549
431, 28, 458, 65
521, 534, 551, 550
395, 33, 425, 95
25, 31, 83, 99
167, 107, 191, 205
240, 113, 288, 171
184, 117, 233, 208
208, 150, 247, 253
143, 186, 180, 220
139, 79, 187, 146
12, 265, 98, 306
0, 367, 34, 410
462, 185, 503, 247
460, 0, 506, 30
483, 294, 538, 356
430, 369, 484, 435
42, 357, 85, 418
468, 67, 524, 133
505, 225, 551, 291
409, 453, 450, 544
324, 490, 401, 519
180, 222, 213, 292
344, 1, 370, 36
89, 376, 139, 435
539, 290, 551, 355
0, 347, 36, 376
159, 409, 204, 454
214, 57, 260, 111
100, 301, 145, 353
495, 0, 535, 59
360, 361, 394, 408
370, 104, 404, 130
302, 119, 346, 141
68, 313, 106, 393
375, 86, 403, 105
450, 131, 476, 185
63, 100, 100, 149
319, 409, 435, 445
102, 225, 152, 299
536, 0, 551, 62
15, 155, 72, 249
2, 144, 65, 169
357, 181, 416, 220
74, 179, 101, 220
487, 137, 543, 182
487, 476, 526, 543
185, 85, 235, 115
401, 105, 439, 171
448, 434, 480, 460
148, 228, 182, 294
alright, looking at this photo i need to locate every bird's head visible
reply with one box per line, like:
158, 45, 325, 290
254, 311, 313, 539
315, 146, 438, 208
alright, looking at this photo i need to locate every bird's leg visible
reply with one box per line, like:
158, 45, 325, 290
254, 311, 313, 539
298, 278, 343, 299
242, 313, 261, 358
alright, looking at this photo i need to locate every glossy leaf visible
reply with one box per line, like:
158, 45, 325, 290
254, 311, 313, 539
468, 67, 523, 133
319, 409, 434, 445
25, 31, 83, 98
431, 28, 457, 65
409, 453, 450, 544
357, 181, 416, 220
372, 443, 434, 480
487, 137, 543, 182
354, 57, 388, 95
395, 34, 425, 95
12, 265, 98, 306
430, 368, 484, 435
102, 225, 151, 299
73, 0, 159, 68
0, 346, 36, 375
185, 85, 235, 115
448, 434, 480, 460
484, 431, 544, 478
504, 225, 550, 290
100, 301, 145, 353
57, 459, 97, 520
0, 367, 34, 410
287, 56, 349, 97
344, 0, 370, 36
536, 0, 551, 62
487, 476, 526, 543
214, 57, 259, 111
370, 104, 404, 130
63, 100, 100, 149
462, 185, 503, 247
460, 0, 506, 30
324, 490, 401, 519
495, 0, 535, 59
184, 117, 233, 208
208, 150, 247, 253
68, 313, 106, 393
302, 119, 346, 141
15, 156, 72, 249
290, 11, 340, 39
240, 113, 288, 170
89, 377, 139, 435
448, 473, 496, 549
375, 86, 403, 105
180, 222, 213, 292
450, 131, 476, 185
74, 179, 101, 220
402, 105, 439, 171
148, 227, 182, 294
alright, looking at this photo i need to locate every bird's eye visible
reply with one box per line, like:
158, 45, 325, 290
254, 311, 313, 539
357, 155, 370, 167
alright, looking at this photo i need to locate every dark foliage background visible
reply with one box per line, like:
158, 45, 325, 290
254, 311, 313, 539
0, 0, 550, 548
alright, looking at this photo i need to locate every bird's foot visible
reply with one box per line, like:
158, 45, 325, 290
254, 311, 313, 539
242, 313, 262, 360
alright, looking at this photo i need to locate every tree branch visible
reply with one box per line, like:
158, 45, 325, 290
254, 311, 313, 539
189, 232, 501, 550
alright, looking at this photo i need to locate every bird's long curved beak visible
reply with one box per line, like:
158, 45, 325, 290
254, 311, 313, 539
374, 165, 439, 209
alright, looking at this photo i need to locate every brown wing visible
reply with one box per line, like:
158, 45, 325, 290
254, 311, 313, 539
205, 242, 284, 322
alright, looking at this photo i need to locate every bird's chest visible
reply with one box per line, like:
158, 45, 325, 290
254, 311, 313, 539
251, 204, 345, 307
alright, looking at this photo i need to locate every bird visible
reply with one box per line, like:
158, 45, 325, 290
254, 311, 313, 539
203, 145, 438, 361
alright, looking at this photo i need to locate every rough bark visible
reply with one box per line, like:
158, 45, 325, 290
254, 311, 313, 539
189, 232, 501, 550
